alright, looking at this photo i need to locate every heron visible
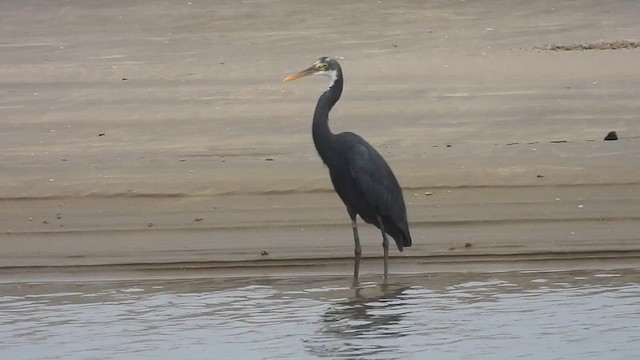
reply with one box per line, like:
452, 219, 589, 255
284, 57, 412, 278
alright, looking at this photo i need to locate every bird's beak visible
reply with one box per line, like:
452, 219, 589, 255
283, 66, 316, 82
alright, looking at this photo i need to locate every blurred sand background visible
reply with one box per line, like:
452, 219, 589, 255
1, 0, 639, 281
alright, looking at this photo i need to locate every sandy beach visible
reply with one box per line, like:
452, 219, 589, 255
1, 0, 639, 281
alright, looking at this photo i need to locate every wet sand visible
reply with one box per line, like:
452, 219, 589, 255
1, 0, 639, 281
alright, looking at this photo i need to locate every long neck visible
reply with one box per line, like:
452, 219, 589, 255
312, 70, 343, 160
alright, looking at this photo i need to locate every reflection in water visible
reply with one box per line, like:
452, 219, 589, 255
307, 283, 410, 359
0, 270, 639, 360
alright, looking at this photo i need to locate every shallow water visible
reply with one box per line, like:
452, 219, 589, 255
1, 269, 639, 360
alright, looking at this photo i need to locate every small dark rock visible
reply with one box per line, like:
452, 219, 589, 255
122, 78, 128, 81
506, 142, 520, 146
147, 222, 154, 227
43, 221, 49, 224
265, 158, 274, 161
392, 44, 398, 48
604, 131, 618, 141
537, 174, 545, 178
464, 242, 473, 248
445, 144, 452, 148
261, 250, 269, 256
194, 217, 203, 222
98, 133, 105, 137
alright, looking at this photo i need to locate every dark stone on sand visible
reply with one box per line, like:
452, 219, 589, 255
604, 131, 618, 141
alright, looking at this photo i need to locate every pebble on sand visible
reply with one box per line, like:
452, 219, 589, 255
604, 131, 618, 141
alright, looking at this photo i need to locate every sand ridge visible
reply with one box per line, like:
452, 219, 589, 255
1, 0, 639, 281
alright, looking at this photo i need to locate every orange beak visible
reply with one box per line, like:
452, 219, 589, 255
283, 66, 316, 82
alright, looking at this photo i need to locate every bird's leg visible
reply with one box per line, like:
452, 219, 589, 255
378, 216, 389, 278
351, 219, 362, 278
382, 234, 389, 278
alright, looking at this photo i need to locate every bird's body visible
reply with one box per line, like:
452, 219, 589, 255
327, 132, 412, 251
284, 57, 411, 277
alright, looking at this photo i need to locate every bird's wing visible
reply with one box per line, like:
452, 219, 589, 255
338, 133, 404, 218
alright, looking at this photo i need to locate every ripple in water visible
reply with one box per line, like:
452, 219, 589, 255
1, 270, 639, 360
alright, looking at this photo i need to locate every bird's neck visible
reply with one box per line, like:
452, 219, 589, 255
312, 72, 343, 159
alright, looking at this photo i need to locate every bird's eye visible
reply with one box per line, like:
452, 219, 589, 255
317, 63, 327, 70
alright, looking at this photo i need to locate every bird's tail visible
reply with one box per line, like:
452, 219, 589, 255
386, 219, 412, 252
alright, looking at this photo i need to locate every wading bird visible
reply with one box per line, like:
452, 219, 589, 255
284, 57, 412, 278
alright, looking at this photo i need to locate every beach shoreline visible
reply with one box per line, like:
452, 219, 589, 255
1, 0, 639, 282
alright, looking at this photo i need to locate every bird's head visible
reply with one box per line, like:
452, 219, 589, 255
283, 57, 341, 86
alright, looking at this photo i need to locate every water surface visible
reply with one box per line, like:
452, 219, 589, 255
1, 269, 639, 359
